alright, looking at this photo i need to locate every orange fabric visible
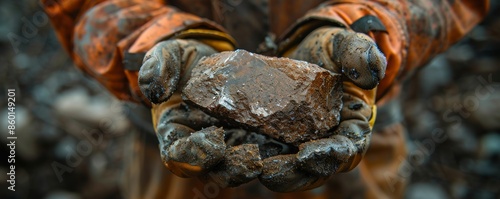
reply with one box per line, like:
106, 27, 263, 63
41, 0, 231, 103
42, 0, 489, 104
283, 0, 489, 103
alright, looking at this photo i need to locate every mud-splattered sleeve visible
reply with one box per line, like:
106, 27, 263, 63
280, 0, 489, 101
41, 0, 233, 103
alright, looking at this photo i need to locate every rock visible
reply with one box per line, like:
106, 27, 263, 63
225, 129, 293, 159
183, 50, 342, 145
200, 144, 263, 187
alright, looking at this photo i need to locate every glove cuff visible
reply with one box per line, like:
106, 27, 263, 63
277, 16, 347, 57
173, 29, 236, 52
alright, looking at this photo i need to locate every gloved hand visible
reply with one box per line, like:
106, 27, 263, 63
138, 38, 264, 187
258, 27, 386, 192
139, 39, 221, 176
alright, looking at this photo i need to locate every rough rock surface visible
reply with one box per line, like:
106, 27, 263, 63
183, 50, 343, 145
200, 144, 263, 187
258, 154, 325, 192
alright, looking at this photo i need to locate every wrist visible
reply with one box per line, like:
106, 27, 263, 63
173, 29, 237, 52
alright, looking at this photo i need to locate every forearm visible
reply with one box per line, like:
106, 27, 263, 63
279, 0, 489, 101
41, 0, 234, 103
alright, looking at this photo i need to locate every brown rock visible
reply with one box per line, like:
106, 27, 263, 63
183, 50, 342, 145
200, 144, 263, 187
259, 154, 326, 192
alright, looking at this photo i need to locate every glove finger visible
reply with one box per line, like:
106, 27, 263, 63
155, 101, 221, 158
332, 30, 386, 89
297, 135, 356, 176
155, 105, 225, 178
138, 40, 182, 104
341, 92, 372, 120
259, 154, 327, 192
199, 144, 263, 188
166, 126, 226, 177
335, 92, 372, 142
334, 120, 371, 141
157, 122, 194, 154
139, 39, 217, 104
158, 102, 220, 131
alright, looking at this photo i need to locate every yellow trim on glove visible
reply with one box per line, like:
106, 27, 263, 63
369, 105, 377, 130
343, 81, 378, 130
174, 29, 237, 52
151, 93, 183, 131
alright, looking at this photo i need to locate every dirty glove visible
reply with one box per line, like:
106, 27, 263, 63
258, 27, 385, 192
285, 27, 386, 90
139, 39, 223, 177
138, 37, 266, 187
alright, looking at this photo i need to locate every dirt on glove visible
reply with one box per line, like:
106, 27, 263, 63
183, 49, 343, 146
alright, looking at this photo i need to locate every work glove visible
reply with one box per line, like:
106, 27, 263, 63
138, 37, 267, 187
257, 26, 386, 192
139, 39, 221, 176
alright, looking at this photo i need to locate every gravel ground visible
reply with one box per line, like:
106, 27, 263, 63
402, 3, 500, 198
0, 1, 499, 199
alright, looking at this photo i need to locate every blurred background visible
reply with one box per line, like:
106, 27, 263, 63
0, 0, 499, 198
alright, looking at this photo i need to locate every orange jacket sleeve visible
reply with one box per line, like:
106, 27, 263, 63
41, 0, 234, 104
279, 0, 489, 103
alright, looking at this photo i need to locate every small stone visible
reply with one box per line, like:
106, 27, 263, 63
406, 183, 448, 199
225, 129, 293, 159
200, 144, 263, 187
183, 50, 343, 145
258, 154, 325, 192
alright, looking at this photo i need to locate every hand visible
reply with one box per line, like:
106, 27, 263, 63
138, 39, 263, 186
285, 27, 386, 90
258, 27, 385, 192
138, 39, 216, 104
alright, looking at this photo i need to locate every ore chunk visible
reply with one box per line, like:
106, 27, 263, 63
183, 50, 343, 145
225, 129, 295, 159
200, 144, 263, 187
